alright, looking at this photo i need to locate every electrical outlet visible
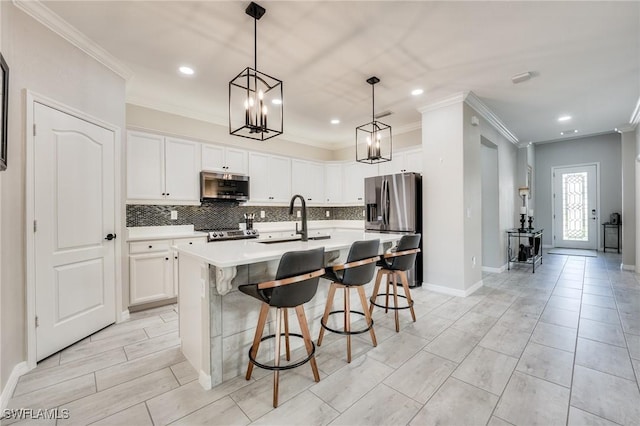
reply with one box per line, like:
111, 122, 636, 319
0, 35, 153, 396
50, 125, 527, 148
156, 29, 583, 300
296, 210, 301, 218
362, 209, 366, 217
170, 210, 178, 220
260, 210, 265, 218
325, 210, 330, 217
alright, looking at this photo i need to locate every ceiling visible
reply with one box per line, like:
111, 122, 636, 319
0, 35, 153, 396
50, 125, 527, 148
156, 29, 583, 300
41, 1, 639, 149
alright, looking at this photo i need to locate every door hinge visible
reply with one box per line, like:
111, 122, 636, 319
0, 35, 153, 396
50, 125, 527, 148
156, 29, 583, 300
33, 124, 36, 136
35, 316, 39, 328
33, 220, 37, 232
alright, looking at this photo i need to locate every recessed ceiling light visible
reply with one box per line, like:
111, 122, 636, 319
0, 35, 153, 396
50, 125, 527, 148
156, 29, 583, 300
179, 66, 194, 75
558, 115, 572, 122
330, 119, 340, 125
271, 99, 282, 105
560, 129, 578, 136
411, 88, 424, 96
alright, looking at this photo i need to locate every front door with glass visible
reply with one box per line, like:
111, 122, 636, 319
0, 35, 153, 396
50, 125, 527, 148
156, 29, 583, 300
552, 164, 598, 250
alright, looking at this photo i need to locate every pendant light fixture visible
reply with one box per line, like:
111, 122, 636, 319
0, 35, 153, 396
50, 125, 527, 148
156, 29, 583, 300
229, 2, 283, 141
356, 76, 392, 164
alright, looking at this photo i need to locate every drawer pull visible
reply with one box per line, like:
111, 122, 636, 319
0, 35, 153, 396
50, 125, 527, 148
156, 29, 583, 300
148, 245, 153, 249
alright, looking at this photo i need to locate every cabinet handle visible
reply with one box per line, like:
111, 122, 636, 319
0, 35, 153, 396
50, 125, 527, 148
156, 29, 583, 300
189, 242, 193, 244
148, 245, 153, 249
357, 197, 363, 200
161, 193, 165, 196
165, 257, 169, 261
166, 193, 170, 196
307, 198, 312, 201
174, 256, 178, 260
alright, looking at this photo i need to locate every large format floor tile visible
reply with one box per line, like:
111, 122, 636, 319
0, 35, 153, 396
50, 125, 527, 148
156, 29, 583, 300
5, 252, 638, 426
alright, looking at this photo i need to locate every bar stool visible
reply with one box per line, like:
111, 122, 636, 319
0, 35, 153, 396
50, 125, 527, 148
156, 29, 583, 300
317, 239, 380, 363
239, 247, 325, 408
369, 234, 421, 332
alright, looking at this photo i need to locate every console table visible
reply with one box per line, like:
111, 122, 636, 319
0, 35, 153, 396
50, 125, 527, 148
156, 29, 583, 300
507, 228, 543, 273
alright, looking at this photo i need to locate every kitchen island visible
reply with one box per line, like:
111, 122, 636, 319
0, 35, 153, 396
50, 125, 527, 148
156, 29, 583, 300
173, 229, 406, 390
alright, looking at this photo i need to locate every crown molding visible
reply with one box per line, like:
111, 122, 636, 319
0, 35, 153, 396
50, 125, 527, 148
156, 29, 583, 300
416, 92, 468, 114
13, 0, 133, 81
629, 96, 640, 129
616, 125, 636, 133
464, 92, 519, 145
533, 130, 616, 145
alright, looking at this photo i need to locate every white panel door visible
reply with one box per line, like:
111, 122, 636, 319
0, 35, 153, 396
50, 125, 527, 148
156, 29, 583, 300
201, 144, 225, 172
127, 131, 164, 200
225, 148, 248, 174
165, 137, 200, 202
324, 163, 343, 204
34, 103, 116, 361
553, 164, 598, 249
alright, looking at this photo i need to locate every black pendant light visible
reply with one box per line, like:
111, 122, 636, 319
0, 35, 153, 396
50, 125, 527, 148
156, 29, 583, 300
229, 2, 283, 141
356, 76, 392, 164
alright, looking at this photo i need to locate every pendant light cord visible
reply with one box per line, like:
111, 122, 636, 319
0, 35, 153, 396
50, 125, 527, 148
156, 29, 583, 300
254, 15, 258, 71
371, 83, 375, 122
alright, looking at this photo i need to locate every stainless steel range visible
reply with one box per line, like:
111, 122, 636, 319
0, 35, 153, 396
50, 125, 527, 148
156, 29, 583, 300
205, 229, 259, 242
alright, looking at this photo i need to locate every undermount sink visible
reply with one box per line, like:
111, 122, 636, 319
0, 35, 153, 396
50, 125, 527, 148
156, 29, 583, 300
256, 235, 331, 244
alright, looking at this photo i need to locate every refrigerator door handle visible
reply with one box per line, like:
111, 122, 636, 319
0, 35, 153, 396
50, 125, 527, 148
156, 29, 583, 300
385, 177, 391, 227
381, 178, 387, 226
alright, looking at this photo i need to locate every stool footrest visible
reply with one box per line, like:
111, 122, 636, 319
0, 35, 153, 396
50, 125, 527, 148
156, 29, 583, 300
248, 333, 315, 371
370, 294, 414, 310
320, 310, 374, 336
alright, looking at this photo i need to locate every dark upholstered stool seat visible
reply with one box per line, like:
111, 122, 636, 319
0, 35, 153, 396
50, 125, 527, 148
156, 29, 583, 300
369, 234, 421, 332
317, 239, 380, 363
239, 247, 325, 408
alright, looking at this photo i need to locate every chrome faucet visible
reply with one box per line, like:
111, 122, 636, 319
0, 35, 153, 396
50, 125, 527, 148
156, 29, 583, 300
289, 194, 308, 241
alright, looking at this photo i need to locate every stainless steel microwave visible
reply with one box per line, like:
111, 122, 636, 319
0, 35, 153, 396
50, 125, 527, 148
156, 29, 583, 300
200, 171, 250, 202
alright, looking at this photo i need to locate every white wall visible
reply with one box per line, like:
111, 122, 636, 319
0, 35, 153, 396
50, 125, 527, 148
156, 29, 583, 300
621, 130, 636, 268
127, 104, 334, 162
481, 140, 501, 268
0, 3, 126, 390
535, 133, 622, 247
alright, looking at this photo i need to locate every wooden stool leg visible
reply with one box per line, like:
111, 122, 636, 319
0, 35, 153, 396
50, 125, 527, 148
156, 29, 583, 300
246, 303, 270, 380
357, 285, 377, 347
344, 286, 351, 363
295, 305, 320, 382
283, 308, 291, 361
391, 273, 400, 332
369, 269, 384, 316
318, 283, 337, 346
400, 271, 417, 322
273, 307, 282, 408
385, 275, 391, 314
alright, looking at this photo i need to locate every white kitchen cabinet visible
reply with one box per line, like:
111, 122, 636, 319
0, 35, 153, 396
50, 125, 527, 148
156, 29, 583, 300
377, 148, 422, 175
129, 236, 206, 306
343, 161, 377, 204
324, 163, 343, 204
291, 159, 324, 205
248, 152, 291, 203
201, 144, 248, 175
127, 131, 201, 204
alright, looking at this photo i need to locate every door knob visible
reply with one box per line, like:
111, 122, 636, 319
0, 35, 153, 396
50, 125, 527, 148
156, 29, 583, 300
104, 233, 116, 241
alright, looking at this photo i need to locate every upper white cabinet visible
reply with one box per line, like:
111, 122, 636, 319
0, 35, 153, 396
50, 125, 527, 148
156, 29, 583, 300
291, 159, 325, 205
201, 144, 248, 175
343, 161, 378, 204
377, 148, 423, 175
248, 152, 291, 203
127, 131, 200, 204
324, 163, 343, 204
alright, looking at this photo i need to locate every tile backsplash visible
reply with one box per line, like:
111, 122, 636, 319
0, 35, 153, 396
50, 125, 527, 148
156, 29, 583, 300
126, 202, 364, 229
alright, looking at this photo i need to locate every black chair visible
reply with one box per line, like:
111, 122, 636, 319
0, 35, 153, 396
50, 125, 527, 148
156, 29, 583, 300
239, 247, 325, 408
317, 240, 380, 363
369, 234, 421, 332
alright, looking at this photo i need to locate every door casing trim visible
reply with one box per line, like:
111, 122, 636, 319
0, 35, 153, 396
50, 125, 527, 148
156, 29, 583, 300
550, 162, 601, 251
25, 90, 123, 369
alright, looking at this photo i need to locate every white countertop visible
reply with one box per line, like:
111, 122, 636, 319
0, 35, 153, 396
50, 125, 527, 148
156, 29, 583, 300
127, 225, 208, 242
174, 229, 404, 268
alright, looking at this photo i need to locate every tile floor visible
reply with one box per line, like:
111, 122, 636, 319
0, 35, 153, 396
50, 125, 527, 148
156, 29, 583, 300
5, 251, 640, 425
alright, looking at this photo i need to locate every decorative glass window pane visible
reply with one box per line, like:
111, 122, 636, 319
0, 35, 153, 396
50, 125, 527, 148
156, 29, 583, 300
562, 172, 588, 241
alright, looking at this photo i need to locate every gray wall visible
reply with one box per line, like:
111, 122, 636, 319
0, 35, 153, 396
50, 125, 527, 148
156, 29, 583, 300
621, 130, 636, 267
535, 133, 622, 247
481, 140, 501, 268
0, 3, 126, 389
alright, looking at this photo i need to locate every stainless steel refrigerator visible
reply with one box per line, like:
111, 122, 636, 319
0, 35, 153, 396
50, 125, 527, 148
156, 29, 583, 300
365, 172, 422, 286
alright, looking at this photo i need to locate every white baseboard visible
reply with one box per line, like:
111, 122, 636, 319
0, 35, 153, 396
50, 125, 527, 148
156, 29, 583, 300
198, 371, 212, 390
424, 279, 484, 297
482, 264, 507, 273
1, 361, 30, 410
542, 244, 553, 249
119, 309, 130, 323
621, 264, 635, 272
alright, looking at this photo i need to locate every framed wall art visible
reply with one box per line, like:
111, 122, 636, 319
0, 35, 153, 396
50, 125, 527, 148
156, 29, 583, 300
0, 53, 8, 171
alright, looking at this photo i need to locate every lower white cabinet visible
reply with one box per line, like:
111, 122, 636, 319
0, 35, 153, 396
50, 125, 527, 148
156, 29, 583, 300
129, 236, 206, 306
